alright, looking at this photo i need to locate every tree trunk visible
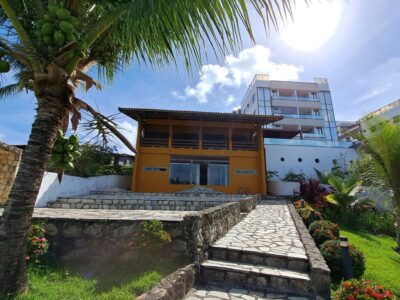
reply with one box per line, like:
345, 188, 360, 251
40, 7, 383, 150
0, 90, 68, 297
395, 206, 400, 251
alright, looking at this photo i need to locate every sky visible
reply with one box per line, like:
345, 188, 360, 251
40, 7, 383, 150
1, 0, 400, 153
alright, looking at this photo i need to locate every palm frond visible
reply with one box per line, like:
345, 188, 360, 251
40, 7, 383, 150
0, 82, 19, 100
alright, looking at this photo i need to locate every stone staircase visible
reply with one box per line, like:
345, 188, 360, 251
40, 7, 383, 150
200, 246, 312, 297
47, 190, 249, 211
185, 201, 326, 299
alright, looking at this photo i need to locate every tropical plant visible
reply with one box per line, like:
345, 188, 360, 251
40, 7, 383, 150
283, 169, 306, 182
325, 174, 364, 209
299, 179, 330, 208
350, 118, 400, 250
320, 239, 365, 283
0, 0, 302, 295
314, 168, 330, 184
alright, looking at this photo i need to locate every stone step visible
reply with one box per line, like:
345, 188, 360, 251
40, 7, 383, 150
200, 260, 313, 296
208, 246, 309, 272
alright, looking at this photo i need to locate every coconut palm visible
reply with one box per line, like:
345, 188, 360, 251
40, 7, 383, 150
0, 0, 301, 295
351, 118, 400, 250
325, 174, 363, 209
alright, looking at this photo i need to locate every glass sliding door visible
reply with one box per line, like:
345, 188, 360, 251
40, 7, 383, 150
208, 164, 229, 186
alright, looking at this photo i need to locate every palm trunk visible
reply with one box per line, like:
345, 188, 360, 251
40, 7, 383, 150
0, 91, 68, 296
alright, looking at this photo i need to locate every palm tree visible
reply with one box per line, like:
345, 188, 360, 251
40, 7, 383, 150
325, 174, 363, 209
0, 0, 300, 295
351, 118, 400, 250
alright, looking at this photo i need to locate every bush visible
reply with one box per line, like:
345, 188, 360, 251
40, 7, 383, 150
299, 179, 330, 208
309, 220, 340, 247
320, 240, 365, 283
322, 208, 396, 237
297, 206, 323, 227
335, 279, 395, 300
131, 220, 171, 249
283, 169, 306, 182
27, 222, 49, 263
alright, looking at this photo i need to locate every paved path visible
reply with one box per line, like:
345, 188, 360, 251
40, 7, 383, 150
0, 208, 193, 222
212, 200, 306, 259
186, 286, 308, 300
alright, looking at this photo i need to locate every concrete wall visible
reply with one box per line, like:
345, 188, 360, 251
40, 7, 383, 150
35, 172, 131, 207
265, 144, 358, 179
267, 180, 300, 196
0, 142, 22, 206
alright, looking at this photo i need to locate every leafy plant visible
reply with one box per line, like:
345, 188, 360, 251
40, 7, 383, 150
131, 220, 171, 249
335, 279, 394, 300
309, 220, 340, 247
350, 118, 400, 250
26, 223, 49, 264
314, 168, 330, 184
266, 170, 279, 180
325, 174, 364, 209
299, 179, 330, 208
283, 169, 306, 182
296, 202, 323, 227
320, 240, 365, 283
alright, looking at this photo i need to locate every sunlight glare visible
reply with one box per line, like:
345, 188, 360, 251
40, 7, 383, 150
281, 1, 342, 51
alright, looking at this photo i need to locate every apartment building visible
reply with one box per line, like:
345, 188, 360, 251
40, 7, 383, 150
240, 75, 338, 142
337, 99, 400, 142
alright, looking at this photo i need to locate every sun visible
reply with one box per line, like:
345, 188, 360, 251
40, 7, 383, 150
281, 1, 342, 51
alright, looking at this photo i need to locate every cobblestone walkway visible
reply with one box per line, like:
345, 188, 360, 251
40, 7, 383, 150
212, 200, 307, 259
186, 286, 308, 300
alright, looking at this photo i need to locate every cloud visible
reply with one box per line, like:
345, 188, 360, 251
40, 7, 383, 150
175, 45, 303, 103
226, 95, 235, 106
116, 120, 137, 155
353, 57, 400, 104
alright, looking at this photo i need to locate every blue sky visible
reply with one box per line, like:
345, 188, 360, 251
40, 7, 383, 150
1, 0, 400, 152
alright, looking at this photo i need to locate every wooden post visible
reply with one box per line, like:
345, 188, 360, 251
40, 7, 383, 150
132, 116, 142, 192
199, 123, 202, 149
168, 124, 173, 148
258, 125, 267, 195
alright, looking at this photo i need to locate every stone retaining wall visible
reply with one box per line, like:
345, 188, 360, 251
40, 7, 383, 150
287, 202, 331, 300
137, 264, 198, 300
38, 196, 257, 263
183, 201, 244, 262
0, 142, 22, 206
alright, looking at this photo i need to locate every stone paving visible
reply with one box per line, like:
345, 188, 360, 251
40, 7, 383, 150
185, 285, 310, 300
0, 208, 193, 221
212, 200, 307, 259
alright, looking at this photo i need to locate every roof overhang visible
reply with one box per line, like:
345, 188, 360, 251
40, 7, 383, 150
119, 108, 282, 125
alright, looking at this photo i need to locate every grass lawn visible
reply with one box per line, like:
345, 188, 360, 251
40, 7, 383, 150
340, 228, 400, 297
17, 255, 186, 300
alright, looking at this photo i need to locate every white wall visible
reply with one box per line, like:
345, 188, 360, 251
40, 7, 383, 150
35, 172, 131, 207
265, 144, 358, 179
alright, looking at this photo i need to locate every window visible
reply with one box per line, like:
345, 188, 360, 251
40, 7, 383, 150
272, 90, 278, 96
298, 158, 303, 162
252, 93, 255, 103
280, 157, 285, 162
169, 157, 229, 186
257, 87, 264, 100
315, 159, 320, 163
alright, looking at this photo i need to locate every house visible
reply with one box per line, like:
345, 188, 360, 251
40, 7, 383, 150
119, 108, 282, 194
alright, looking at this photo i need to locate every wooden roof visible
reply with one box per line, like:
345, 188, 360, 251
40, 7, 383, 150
263, 129, 300, 139
119, 108, 282, 125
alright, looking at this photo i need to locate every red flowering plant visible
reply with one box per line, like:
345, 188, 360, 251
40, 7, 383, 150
26, 222, 49, 263
130, 220, 171, 250
335, 279, 394, 300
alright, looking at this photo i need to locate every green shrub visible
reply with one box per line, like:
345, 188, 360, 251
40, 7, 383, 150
320, 240, 365, 283
297, 206, 323, 227
334, 279, 395, 300
322, 208, 395, 237
131, 220, 171, 249
309, 220, 340, 247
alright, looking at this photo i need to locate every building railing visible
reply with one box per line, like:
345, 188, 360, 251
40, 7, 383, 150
232, 141, 258, 151
273, 113, 323, 120
141, 137, 169, 147
172, 139, 199, 149
302, 133, 326, 138
202, 139, 229, 150
264, 138, 354, 148
272, 95, 319, 102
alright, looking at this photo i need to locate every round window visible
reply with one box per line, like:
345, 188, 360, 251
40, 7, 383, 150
298, 158, 302, 162
315, 158, 320, 163
280, 157, 285, 162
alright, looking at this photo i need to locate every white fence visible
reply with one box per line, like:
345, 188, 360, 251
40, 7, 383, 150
35, 172, 131, 207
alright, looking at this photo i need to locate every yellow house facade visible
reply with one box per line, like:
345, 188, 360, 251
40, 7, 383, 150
119, 108, 282, 195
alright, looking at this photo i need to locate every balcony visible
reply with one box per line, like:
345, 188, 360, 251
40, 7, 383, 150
302, 133, 326, 138
264, 138, 355, 148
273, 113, 323, 120
271, 95, 319, 102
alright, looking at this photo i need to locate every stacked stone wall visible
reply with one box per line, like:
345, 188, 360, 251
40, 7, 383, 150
0, 142, 22, 206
